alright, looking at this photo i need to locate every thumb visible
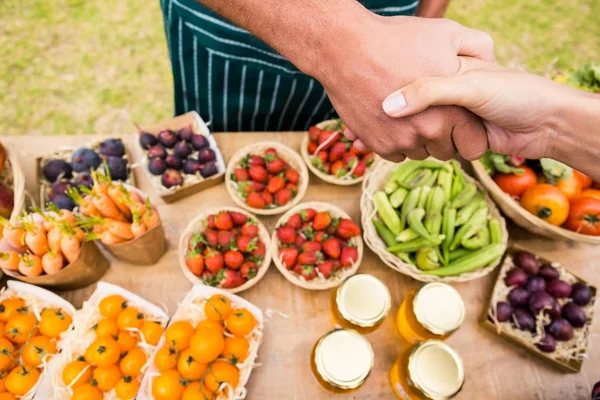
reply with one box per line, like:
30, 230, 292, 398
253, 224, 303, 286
455, 27, 496, 63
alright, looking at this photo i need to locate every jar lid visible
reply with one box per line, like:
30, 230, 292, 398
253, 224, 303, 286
336, 274, 392, 327
412, 283, 465, 336
314, 329, 374, 390
408, 340, 465, 399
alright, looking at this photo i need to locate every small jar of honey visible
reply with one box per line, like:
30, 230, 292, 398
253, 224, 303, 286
396, 282, 465, 344
311, 328, 374, 393
390, 340, 465, 400
330, 274, 391, 334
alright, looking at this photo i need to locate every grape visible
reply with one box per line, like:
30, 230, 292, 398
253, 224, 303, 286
549, 301, 562, 319
562, 302, 587, 328
536, 334, 556, 353
504, 268, 528, 287
495, 302, 513, 322
526, 276, 546, 293
538, 264, 560, 281
548, 318, 574, 341
513, 251, 539, 275
570, 282, 593, 306
513, 309, 536, 332
507, 287, 530, 308
546, 279, 572, 298
528, 292, 556, 315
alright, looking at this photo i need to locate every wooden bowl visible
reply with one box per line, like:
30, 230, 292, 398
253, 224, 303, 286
225, 141, 309, 216
271, 201, 364, 290
178, 207, 272, 293
471, 160, 600, 244
361, 158, 509, 283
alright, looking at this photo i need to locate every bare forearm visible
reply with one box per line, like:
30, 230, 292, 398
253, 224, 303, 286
416, 0, 451, 18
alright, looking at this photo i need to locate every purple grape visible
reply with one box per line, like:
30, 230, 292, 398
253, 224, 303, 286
99, 138, 125, 157
43, 159, 73, 182
513, 251, 539, 275
139, 132, 158, 149
495, 302, 513, 322
528, 291, 556, 315
548, 318, 573, 341
191, 134, 209, 150
504, 268, 528, 287
161, 169, 183, 188
546, 279, 572, 299
549, 301, 562, 319
198, 148, 216, 163
147, 145, 167, 160
526, 276, 546, 293
507, 287, 530, 308
71, 148, 101, 172
165, 154, 183, 170
536, 334, 556, 353
178, 125, 194, 142
183, 158, 201, 175
513, 309, 536, 332
148, 158, 167, 176
562, 302, 587, 328
538, 264, 560, 281
570, 282, 593, 306
158, 129, 178, 148
174, 141, 192, 159
200, 161, 219, 178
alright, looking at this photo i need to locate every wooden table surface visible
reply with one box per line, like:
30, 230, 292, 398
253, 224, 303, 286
3, 133, 599, 400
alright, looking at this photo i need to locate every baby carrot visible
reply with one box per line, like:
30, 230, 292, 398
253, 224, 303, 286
141, 198, 160, 229
131, 210, 147, 238
67, 187, 101, 217
2, 224, 26, 252
60, 233, 81, 264
100, 231, 125, 245
42, 248, 64, 275
105, 220, 134, 240
24, 223, 48, 257
0, 251, 20, 271
107, 184, 132, 220
93, 194, 127, 222
47, 227, 62, 252
18, 254, 43, 277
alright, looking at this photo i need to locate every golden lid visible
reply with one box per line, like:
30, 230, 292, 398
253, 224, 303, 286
408, 340, 465, 399
314, 329, 374, 389
336, 274, 391, 327
412, 283, 465, 336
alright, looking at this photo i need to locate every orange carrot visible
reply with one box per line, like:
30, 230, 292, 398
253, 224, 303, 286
0, 251, 20, 271
107, 184, 132, 220
141, 198, 160, 229
42, 248, 64, 275
92, 194, 127, 222
67, 187, 101, 217
32, 207, 56, 231
101, 231, 125, 245
18, 254, 43, 277
130, 210, 147, 238
45, 203, 77, 225
47, 227, 62, 252
2, 225, 26, 251
60, 234, 80, 264
105, 220, 134, 240
73, 227, 85, 242
24, 223, 48, 257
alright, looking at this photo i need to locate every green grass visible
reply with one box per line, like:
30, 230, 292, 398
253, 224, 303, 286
0, 0, 598, 136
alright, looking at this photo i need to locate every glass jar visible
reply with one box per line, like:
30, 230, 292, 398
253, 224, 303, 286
310, 329, 374, 393
330, 274, 392, 334
396, 283, 465, 344
390, 340, 464, 400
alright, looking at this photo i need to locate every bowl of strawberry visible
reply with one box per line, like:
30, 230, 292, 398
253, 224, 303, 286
178, 207, 272, 293
271, 202, 364, 290
301, 119, 375, 186
226, 141, 309, 216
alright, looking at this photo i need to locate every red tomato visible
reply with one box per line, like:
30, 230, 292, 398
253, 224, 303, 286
564, 198, 600, 235
580, 189, 600, 202
555, 174, 582, 200
573, 170, 593, 190
493, 166, 537, 197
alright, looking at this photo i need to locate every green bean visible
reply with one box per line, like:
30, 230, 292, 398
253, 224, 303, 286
374, 191, 402, 235
461, 226, 490, 250
425, 214, 443, 236
442, 207, 456, 248
451, 160, 467, 185
417, 186, 431, 210
390, 161, 424, 184
435, 245, 448, 266
401, 187, 421, 230
450, 183, 478, 209
489, 218, 503, 244
419, 169, 439, 188
449, 247, 473, 261
455, 193, 484, 226
401, 169, 433, 189
421, 244, 506, 276
395, 252, 413, 264
384, 179, 399, 195
386, 235, 444, 253
450, 175, 464, 200
408, 208, 435, 241
416, 247, 441, 270
449, 208, 488, 250
372, 219, 396, 247
396, 228, 420, 243
390, 187, 409, 209
437, 166, 452, 203
421, 160, 445, 170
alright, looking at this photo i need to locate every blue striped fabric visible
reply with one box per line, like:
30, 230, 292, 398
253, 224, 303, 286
161, 0, 420, 131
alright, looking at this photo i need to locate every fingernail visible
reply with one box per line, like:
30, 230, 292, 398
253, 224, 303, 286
382, 92, 406, 116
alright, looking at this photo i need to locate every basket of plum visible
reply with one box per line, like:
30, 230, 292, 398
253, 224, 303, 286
482, 246, 596, 372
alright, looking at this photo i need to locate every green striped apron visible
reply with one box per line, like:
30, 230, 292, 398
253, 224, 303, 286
160, 0, 420, 132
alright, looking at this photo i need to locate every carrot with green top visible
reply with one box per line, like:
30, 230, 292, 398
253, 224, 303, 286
81, 187, 127, 222
131, 209, 147, 238
47, 227, 62, 253
18, 253, 43, 277
80, 216, 133, 241
141, 198, 159, 229
42, 247, 64, 275
0, 218, 26, 251
67, 187, 101, 217
58, 224, 81, 263
21, 216, 48, 257
0, 251, 20, 271
107, 183, 132, 220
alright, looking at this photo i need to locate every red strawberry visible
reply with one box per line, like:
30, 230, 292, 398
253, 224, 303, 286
203, 229, 219, 247
316, 261, 335, 279
302, 241, 321, 254
265, 147, 278, 156
241, 221, 259, 238
246, 192, 266, 209
286, 214, 303, 230
186, 250, 204, 277
266, 158, 285, 174
217, 230, 235, 248
217, 269, 246, 289
300, 208, 316, 222
298, 251, 322, 265
308, 126, 321, 141
207, 215, 216, 229
275, 188, 293, 206
204, 249, 224, 273
251, 241, 266, 259
326, 218, 340, 236
201, 270, 216, 286
246, 154, 265, 167
233, 168, 249, 182
214, 212, 233, 230
318, 130, 340, 150
267, 176, 286, 194
293, 265, 317, 281
295, 234, 306, 248
229, 211, 247, 226
352, 160, 366, 177
322, 237, 341, 259
343, 153, 358, 168
314, 231, 327, 243
284, 168, 299, 184
240, 261, 257, 279
340, 245, 358, 267
329, 142, 346, 162
331, 160, 347, 178
362, 152, 375, 166
249, 165, 267, 182
224, 250, 244, 269
323, 163, 331, 174
278, 248, 298, 269
236, 236, 257, 253
337, 218, 361, 239
261, 190, 273, 206
277, 226, 296, 244
307, 141, 318, 154
286, 183, 298, 195
316, 151, 328, 164
238, 181, 265, 195
313, 212, 332, 231
332, 260, 341, 271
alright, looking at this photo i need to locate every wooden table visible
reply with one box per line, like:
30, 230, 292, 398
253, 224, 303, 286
3, 133, 599, 400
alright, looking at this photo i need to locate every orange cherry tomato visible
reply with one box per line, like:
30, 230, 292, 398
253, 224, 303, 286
117, 330, 138, 354
189, 330, 225, 364
85, 337, 121, 367
580, 189, 600, 202
117, 307, 144, 331
555, 174, 582, 200
62, 357, 93, 388
99, 295, 127, 320
0, 322, 4, 340
0, 339, 15, 371
140, 320, 164, 346
5, 364, 40, 396
5, 313, 38, 344
573, 170, 593, 189
154, 346, 179, 372
204, 295, 233, 323
120, 347, 147, 377
0, 371, 7, 392
39, 308, 72, 339
165, 321, 194, 351
95, 319, 120, 339
195, 320, 224, 336
204, 361, 240, 395
0, 393, 16, 400
225, 308, 256, 337
221, 336, 250, 364
564, 198, 600, 235
93, 364, 122, 391
152, 370, 185, 400
177, 349, 208, 380
492, 166, 537, 197
520, 184, 570, 226
182, 382, 216, 400
71, 383, 103, 400
0, 299, 25, 323
115, 376, 140, 400
21, 336, 56, 367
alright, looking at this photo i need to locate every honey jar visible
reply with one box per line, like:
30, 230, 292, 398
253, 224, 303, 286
330, 274, 392, 334
310, 329, 374, 393
396, 282, 465, 344
390, 340, 464, 400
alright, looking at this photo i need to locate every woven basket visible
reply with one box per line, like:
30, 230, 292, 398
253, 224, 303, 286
139, 284, 264, 400
300, 119, 375, 186
0, 143, 26, 222
361, 158, 509, 283
178, 207, 272, 293
471, 160, 600, 244
271, 201, 364, 290
225, 141, 309, 216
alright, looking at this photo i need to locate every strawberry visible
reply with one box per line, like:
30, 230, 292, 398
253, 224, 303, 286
261, 190, 273, 206
298, 251, 322, 265
294, 234, 306, 248
233, 168, 249, 182
284, 168, 299, 184
204, 249, 224, 274
265, 147, 278, 156
307, 141, 318, 154
300, 208, 316, 222
224, 250, 244, 269
214, 212, 233, 230
323, 163, 331, 174
275, 188, 293, 206
316, 151, 328, 164
277, 226, 296, 244
241, 221, 259, 238
314, 231, 327, 243
229, 211, 247, 226
236, 236, 257, 253
186, 250, 204, 276
329, 142, 346, 162
286, 214, 302, 230
249, 165, 267, 182
293, 265, 317, 281
238, 181, 265, 195
337, 218, 361, 239
188, 233, 204, 251
217, 269, 246, 289
308, 126, 321, 141
362, 153, 375, 167
251, 241, 266, 259
279, 248, 298, 269
217, 230, 235, 248
240, 261, 257, 279
331, 160, 347, 178
267, 176, 286, 194
207, 215, 216, 229
349, 145, 361, 155
245, 154, 265, 167
302, 241, 321, 254
343, 153, 358, 168
313, 212, 332, 231
340, 245, 358, 267
246, 192, 266, 209
266, 158, 285, 174
326, 218, 340, 236
202, 270, 217, 286
286, 183, 298, 195
203, 229, 219, 247
317, 130, 340, 150
352, 160, 366, 177
316, 261, 335, 279
322, 237, 341, 259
